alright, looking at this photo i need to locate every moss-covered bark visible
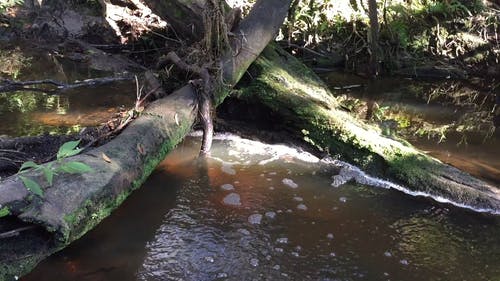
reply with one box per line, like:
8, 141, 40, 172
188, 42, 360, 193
0, 85, 197, 280
236, 43, 500, 213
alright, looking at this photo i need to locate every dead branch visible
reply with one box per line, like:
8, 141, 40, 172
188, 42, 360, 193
0, 76, 134, 94
0, 226, 38, 239
164, 51, 213, 156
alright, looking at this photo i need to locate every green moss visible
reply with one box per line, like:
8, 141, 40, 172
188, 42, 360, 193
236, 44, 494, 208
58, 114, 193, 244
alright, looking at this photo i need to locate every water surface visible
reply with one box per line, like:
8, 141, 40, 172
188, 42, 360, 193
23, 133, 500, 281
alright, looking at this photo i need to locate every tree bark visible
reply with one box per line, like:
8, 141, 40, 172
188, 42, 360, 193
235, 43, 500, 213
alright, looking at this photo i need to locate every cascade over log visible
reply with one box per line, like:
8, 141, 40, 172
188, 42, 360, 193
234, 43, 500, 213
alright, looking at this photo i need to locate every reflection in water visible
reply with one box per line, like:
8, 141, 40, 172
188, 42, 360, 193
0, 81, 135, 137
321, 72, 500, 185
24, 133, 500, 281
0, 43, 136, 137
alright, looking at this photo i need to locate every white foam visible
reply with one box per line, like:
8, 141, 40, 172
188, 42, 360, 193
323, 158, 500, 215
282, 178, 298, 188
190, 131, 500, 215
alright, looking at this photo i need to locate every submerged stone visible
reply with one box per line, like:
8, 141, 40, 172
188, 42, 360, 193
222, 193, 241, 206
293, 196, 303, 202
220, 184, 235, 191
297, 204, 308, 211
248, 213, 263, 224
282, 178, 298, 188
265, 211, 277, 219
327, 233, 334, 239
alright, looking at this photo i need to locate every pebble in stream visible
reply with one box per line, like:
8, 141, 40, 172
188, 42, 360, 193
220, 184, 235, 191
297, 204, 308, 211
265, 211, 277, 219
248, 214, 263, 225
222, 193, 241, 206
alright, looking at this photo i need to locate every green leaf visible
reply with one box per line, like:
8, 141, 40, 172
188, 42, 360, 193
59, 161, 93, 174
19, 176, 44, 197
42, 166, 54, 186
57, 140, 83, 159
0, 206, 10, 218
19, 161, 39, 172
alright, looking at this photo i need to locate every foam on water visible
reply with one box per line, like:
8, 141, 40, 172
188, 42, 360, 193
196, 131, 499, 215
322, 158, 500, 215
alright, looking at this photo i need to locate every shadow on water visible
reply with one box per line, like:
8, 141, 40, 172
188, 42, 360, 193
21, 134, 500, 281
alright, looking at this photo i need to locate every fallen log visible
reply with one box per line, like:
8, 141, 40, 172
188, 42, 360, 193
234, 43, 500, 213
0, 0, 292, 279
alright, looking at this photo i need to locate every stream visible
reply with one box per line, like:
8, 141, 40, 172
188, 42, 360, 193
1, 49, 499, 280
22, 133, 500, 281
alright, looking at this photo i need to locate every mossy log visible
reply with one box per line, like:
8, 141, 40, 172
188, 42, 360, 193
235, 43, 500, 213
0, 0, 292, 279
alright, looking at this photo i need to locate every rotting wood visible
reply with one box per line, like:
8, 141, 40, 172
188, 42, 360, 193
236, 43, 500, 213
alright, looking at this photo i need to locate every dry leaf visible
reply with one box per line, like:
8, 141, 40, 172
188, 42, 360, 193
174, 113, 179, 126
102, 153, 112, 163
137, 143, 145, 155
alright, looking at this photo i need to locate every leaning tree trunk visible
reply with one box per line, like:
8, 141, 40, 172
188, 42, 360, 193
234, 43, 500, 213
0, 0, 292, 279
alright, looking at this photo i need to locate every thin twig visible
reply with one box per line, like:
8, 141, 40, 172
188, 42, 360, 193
0, 76, 134, 94
0, 226, 37, 239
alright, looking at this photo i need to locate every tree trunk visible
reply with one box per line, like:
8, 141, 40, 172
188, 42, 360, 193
234, 43, 500, 213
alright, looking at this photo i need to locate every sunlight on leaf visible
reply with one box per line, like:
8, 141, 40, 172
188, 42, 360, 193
57, 140, 83, 159
59, 161, 93, 174
19, 161, 39, 172
19, 176, 44, 197
0, 206, 10, 218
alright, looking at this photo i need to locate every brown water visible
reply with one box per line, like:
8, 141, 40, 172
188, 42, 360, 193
0, 45, 136, 137
322, 72, 500, 185
23, 134, 500, 281
0, 82, 136, 137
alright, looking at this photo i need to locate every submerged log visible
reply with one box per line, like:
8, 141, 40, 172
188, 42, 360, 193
0, 0, 292, 279
235, 43, 500, 213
